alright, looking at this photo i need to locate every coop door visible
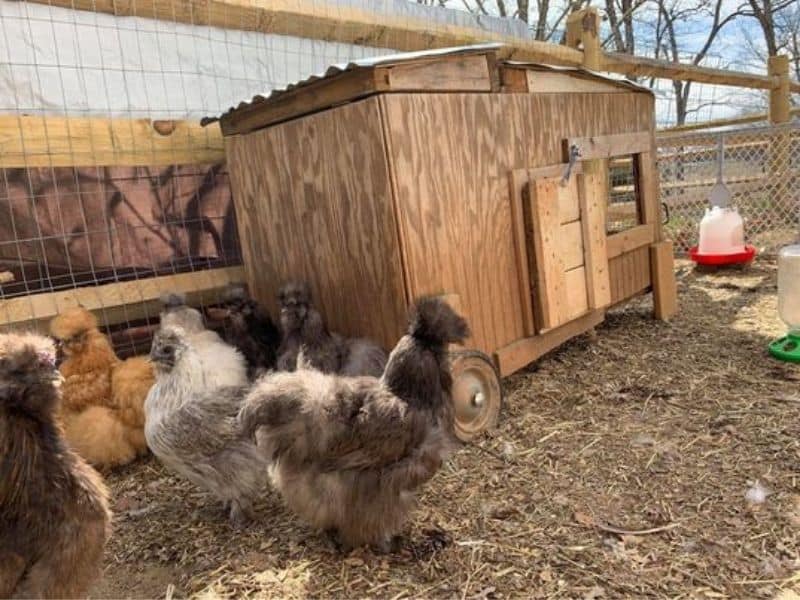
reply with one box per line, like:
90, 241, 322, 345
521, 168, 611, 332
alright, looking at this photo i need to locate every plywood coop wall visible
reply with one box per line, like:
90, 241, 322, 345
220, 47, 677, 377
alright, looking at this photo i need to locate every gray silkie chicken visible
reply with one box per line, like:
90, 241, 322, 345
144, 325, 269, 525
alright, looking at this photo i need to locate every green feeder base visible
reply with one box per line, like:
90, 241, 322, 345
769, 332, 800, 363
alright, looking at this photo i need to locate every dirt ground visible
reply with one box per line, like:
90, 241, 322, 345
91, 258, 800, 599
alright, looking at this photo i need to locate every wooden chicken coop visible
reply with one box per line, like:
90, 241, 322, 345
213, 44, 677, 440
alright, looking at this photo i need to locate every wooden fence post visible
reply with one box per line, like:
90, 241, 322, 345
769, 55, 791, 124
768, 55, 791, 184
566, 8, 603, 184
767, 55, 791, 236
567, 8, 602, 71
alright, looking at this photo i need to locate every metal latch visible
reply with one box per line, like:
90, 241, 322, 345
561, 144, 582, 186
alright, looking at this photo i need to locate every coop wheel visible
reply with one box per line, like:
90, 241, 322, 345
450, 350, 502, 442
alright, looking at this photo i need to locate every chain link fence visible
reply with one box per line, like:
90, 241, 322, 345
656, 120, 800, 255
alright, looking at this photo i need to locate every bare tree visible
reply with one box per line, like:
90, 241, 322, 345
742, 0, 795, 55
739, 0, 800, 82
604, 0, 647, 53
652, 0, 743, 124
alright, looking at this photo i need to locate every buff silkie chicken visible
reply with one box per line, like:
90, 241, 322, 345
275, 281, 388, 377
0, 333, 111, 599
239, 297, 467, 551
144, 325, 267, 525
49, 306, 116, 414
50, 306, 154, 469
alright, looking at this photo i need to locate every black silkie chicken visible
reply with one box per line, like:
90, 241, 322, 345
275, 280, 387, 377
215, 285, 282, 379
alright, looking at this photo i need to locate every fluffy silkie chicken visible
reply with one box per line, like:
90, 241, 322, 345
158, 293, 248, 388
239, 297, 468, 551
50, 306, 154, 469
0, 333, 111, 598
144, 325, 268, 525
275, 280, 388, 377
213, 285, 282, 379
159, 292, 214, 338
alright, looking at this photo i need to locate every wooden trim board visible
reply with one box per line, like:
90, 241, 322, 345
0, 115, 224, 168
578, 173, 611, 308
563, 131, 652, 162
0, 266, 244, 332
222, 69, 383, 135
386, 53, 494, 91
494, 309, 604, 376
508, 170, 536, 336
501, 68, 635, 94
607, 224, 655, 258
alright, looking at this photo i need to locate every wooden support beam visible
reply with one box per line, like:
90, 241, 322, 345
566, 7, 608, 260
493, 309, 604, 377
650, 241, 677, 320
28, 0, 584, 67
603, 52, 781, 90
0, 115, 224, 168
22, 0, 798, 99
0, 266, 245, 333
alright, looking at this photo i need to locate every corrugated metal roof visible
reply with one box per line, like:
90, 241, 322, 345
202, 43, 502, 126
203, 44, 653, 127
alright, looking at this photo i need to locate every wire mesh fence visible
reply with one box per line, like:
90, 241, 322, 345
656, 120, 800, 255
607, 155, 641, 234
0, 0, 795, 355
0, 0, 528, 355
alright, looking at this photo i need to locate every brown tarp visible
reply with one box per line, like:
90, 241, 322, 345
0, 163, 239, 298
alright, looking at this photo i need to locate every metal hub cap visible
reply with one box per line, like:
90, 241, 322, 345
451, 352, 502, 442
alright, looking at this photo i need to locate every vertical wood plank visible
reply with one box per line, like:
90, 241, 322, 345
578, 173, 611, 309
529, 177, 566, 330
564, 266, 589, 320
225, 97, 408, 349
559, 220, 585, 271
556, 175, 581, 223
637, 151, 660, 229
509, 170, 536, 336
650, 241, 678, 320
